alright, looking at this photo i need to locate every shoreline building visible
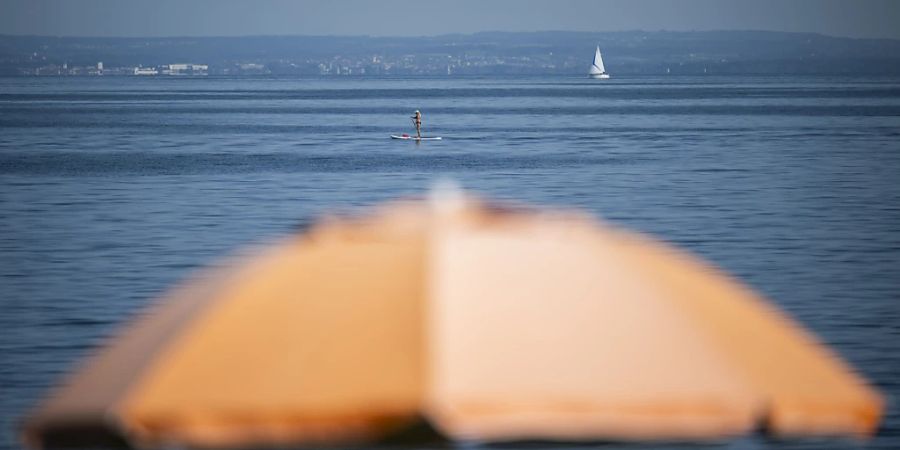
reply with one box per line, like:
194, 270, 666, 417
133, 66, 159, 75
161, 64, 209, 76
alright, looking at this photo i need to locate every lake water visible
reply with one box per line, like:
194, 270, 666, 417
1, 76, 899, 449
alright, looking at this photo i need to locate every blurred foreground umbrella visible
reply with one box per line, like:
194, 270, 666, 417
23, 192, 883, 449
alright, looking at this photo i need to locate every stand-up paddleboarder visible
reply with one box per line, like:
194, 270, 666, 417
390, 110, 441, 140
411, 110, 422, 138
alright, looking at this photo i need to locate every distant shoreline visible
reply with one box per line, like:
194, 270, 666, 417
3, 31, 900, 77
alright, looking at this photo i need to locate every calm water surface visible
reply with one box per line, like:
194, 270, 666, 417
1, 76, 899, 449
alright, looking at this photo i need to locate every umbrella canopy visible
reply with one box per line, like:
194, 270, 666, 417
23, 195, 883, 449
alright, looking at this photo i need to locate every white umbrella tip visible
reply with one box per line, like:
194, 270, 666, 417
430, 178, 466, 214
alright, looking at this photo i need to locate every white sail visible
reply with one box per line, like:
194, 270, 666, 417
591, 47, 605, 73
589, 46, 609, 78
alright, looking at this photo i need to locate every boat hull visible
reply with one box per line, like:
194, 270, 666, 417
589, 73, 610, 79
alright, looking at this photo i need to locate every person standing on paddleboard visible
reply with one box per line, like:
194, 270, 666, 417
411, 110, 422, 138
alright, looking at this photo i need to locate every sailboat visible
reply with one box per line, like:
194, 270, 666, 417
588, 46, 610, 79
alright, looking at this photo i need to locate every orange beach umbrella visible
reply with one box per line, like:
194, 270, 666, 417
23, 194, 883, 449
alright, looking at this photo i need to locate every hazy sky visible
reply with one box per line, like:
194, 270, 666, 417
2, 0, 899, 39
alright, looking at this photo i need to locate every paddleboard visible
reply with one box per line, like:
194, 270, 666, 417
391, 135, 442, 141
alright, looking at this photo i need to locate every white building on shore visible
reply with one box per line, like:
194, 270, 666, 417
161, 64, 208, 75
133, 66, 158, 75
